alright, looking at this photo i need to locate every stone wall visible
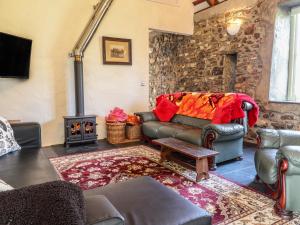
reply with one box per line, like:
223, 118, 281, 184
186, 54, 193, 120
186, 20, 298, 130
149, 0, 300, 143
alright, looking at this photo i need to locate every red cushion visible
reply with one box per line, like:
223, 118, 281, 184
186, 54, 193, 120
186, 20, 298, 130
153, 98, 179, 122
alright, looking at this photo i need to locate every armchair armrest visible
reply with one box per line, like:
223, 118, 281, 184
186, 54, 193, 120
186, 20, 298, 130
202, 123, 244, 148
85, 195, 124, 225
278, 130, 300, 147
276, 146, 300, 176
257, 129, 280, 149
257, 129, 300, 149
135, 112, 157, 122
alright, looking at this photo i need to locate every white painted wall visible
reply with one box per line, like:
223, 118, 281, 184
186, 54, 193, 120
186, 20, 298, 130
0, 0, 193, 146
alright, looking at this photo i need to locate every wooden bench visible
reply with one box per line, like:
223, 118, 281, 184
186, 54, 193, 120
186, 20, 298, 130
153, 138, 219, 182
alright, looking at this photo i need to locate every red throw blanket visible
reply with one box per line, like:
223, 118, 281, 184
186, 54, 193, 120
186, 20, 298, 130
154, 92, 259, 127
211, 93, 259, 127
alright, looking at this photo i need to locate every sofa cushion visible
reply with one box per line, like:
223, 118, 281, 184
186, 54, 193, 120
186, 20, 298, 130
142, 121, 167, 138
84, 176, 211, 225
171, 115, 210, 129
153, 98, 178, 122
0, 116, 21, 157
255, 149, 278, 185
175, 129, 202, 146
157, 123, 195, 139
0, 178, 13, 192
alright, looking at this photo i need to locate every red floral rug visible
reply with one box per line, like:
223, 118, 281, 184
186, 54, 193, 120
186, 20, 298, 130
50, 145, 299, 225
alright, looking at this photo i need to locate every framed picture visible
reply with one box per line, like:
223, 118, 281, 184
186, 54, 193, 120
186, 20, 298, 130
102, 36, 132, 65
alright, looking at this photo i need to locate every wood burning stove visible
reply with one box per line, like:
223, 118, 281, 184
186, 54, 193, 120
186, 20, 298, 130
64, 115, 97, 148
64, 0, 113, 147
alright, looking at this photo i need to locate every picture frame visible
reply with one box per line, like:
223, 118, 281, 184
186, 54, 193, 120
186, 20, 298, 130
102, 36, 132, 65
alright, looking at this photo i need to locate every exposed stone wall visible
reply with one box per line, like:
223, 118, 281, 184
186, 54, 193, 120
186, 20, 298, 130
149, 0, 300, 143
149, 33, 179, 108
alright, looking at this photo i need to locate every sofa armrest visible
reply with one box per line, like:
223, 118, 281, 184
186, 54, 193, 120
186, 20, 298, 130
257, 129, 300, 149
242, 101, 253, 111
257, 129, 280, 149
85, 195, 124, 225
202, 123, 244, 147
135, 112, 157, 122
11, 122, 41, 149
278, 130, 300, 147
277, 146, 300, 175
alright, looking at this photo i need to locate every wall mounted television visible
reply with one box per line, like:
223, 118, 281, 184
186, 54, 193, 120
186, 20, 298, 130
0, 32, 32, 79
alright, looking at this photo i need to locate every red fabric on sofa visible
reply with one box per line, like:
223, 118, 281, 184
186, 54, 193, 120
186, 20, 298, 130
154, 92, 259, 126
212, 93, 259, 127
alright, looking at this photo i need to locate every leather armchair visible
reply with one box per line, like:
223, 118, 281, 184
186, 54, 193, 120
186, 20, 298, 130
255, 129, 300, 218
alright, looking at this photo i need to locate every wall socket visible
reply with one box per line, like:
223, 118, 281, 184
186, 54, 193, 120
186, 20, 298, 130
140, 81, 146, 86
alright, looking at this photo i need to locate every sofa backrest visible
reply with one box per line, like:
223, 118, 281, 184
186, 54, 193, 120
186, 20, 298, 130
171, 115, 210, 129
171, 101, 253, 133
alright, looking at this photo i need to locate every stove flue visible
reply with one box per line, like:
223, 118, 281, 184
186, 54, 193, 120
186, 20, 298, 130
64, 0, 114, 147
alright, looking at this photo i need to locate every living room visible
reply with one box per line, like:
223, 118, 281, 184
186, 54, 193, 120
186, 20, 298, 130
0, 0, 300, 224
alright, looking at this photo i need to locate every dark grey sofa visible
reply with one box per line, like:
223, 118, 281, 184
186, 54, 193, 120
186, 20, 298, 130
1, 176, 211, 225
136, 102, 253, 165
9, 123, 211, 225
85, 176, 211, 225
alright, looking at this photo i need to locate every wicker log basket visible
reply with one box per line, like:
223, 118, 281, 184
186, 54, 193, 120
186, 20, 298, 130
106, 107, 141, 144
106, 122, 126, 144
126, 124, 141, 140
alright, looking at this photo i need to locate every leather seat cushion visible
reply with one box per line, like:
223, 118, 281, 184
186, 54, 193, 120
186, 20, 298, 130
255, 149, 278, 184
84, 176, 211, 225
157, 123, 195, 139
142, 121, 167, 138
143, 121, 203, 146
175, 129, 202, 146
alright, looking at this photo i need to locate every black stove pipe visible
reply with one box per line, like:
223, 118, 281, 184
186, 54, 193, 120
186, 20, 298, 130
74, 56, 85, 116
70, 0, 113, 116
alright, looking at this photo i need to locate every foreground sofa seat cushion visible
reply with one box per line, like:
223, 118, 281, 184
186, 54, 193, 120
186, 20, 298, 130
85, 195, 124, 225
84, 176, 211, 225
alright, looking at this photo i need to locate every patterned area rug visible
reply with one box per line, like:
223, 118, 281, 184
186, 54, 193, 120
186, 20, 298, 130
49, 145, 299, 225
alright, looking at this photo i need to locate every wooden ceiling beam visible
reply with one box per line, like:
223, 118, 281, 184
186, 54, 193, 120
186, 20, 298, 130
192, 0, 207, 6
207, 0, 218, 6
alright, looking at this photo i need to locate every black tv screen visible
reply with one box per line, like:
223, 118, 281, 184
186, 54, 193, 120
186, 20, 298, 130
0, 32, 32, 79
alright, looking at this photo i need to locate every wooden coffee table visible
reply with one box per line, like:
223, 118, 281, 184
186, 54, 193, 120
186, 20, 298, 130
153, 137, 219, 182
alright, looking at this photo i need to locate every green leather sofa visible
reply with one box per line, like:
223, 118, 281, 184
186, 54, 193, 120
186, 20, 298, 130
255, 129, 300, 218
136, 102, 253, 166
